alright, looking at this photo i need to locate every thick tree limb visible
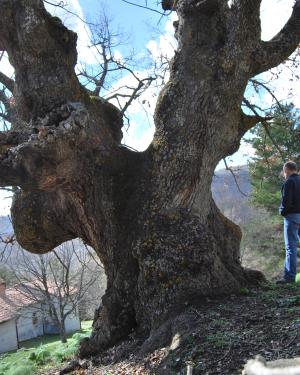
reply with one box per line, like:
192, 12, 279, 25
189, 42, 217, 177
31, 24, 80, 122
239, 98, 273, 134
239, 110, 268, 134
236, 0, 262, 38
237, 0, 262, 18
11, 190, 76, 253
251, 0, 300, 75
0, 0, 87, 121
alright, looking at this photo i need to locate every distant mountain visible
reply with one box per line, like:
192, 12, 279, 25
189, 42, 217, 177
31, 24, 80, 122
212, 165, 253, 225
212, 165, 251, 198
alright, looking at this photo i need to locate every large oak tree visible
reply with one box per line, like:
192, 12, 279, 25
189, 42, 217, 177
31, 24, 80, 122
0, 0, 299, 356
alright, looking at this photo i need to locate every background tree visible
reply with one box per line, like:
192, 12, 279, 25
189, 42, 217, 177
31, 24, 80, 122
8, 241, 102, 343
248, 103, 300, 214
0, 0, 300, 357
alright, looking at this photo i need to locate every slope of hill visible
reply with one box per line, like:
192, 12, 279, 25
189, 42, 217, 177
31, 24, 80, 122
212, 165, 253, 224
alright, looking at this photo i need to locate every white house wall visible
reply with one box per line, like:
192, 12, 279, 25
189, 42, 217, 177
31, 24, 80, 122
65, 309, 81, 333
0, 320, 18, 353
43, 304, 80, 334
17, 305, 43, 342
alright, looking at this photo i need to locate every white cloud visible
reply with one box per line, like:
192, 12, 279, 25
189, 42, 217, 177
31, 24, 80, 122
260, 0, 294, 41
146, 13, 177, 61
0, 190, 12, 216
122, 119, 155, 152
0, 53, 14, 78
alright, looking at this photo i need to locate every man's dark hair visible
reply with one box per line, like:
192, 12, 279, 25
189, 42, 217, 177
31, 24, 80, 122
284, 161, 298, 171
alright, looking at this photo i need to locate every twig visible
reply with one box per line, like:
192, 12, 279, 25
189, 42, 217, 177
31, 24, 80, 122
223, 159, 248, 197
242, 98, 286, 162
120, 0, 168, 15
43, 0, 96, 26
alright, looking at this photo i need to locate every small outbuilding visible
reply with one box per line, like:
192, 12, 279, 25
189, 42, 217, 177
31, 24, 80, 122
0, 279, 81, 354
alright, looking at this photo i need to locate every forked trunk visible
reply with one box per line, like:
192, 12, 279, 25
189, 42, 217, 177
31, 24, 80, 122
1, 0, 299, 357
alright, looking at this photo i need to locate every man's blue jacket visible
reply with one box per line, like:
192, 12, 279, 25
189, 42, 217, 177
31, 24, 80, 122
280, 173, 300, 216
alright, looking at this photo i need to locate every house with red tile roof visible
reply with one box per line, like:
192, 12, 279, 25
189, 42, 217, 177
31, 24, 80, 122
0, 279, 80, 354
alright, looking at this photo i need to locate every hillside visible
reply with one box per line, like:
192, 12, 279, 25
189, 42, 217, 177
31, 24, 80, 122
212, 165, 251, 199
53, 283, 300, 375
212, 165, 253, 225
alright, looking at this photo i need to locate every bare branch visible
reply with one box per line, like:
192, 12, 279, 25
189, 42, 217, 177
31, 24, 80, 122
240, 98, 273, 134
120, 0, 167, 15
43, 0, 96, 26
242, 98, 286, 162
121, 77, 155, 115
5, 242, 101, 342
79, 8, 159, 117
82, 242, 104, 269
261, 121, 286, 163
223, 159, 248, 197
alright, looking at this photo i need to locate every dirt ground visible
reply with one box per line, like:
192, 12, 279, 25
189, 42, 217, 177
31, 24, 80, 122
49, 282, 300, 375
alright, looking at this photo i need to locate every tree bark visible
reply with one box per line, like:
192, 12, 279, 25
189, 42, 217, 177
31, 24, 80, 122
59, 321, 67, 343
1, 0, 299, 356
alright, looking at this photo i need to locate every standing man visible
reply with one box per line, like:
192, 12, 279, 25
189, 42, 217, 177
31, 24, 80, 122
278, 161, 300, 284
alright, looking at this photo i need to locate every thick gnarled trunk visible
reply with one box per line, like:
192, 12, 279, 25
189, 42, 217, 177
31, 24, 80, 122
1, 0, 300, 357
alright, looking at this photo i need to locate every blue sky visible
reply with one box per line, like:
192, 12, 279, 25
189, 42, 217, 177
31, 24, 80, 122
79, 0, 166, 52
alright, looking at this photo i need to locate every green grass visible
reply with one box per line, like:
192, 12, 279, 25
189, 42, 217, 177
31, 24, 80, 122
0, 321, 92, 375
